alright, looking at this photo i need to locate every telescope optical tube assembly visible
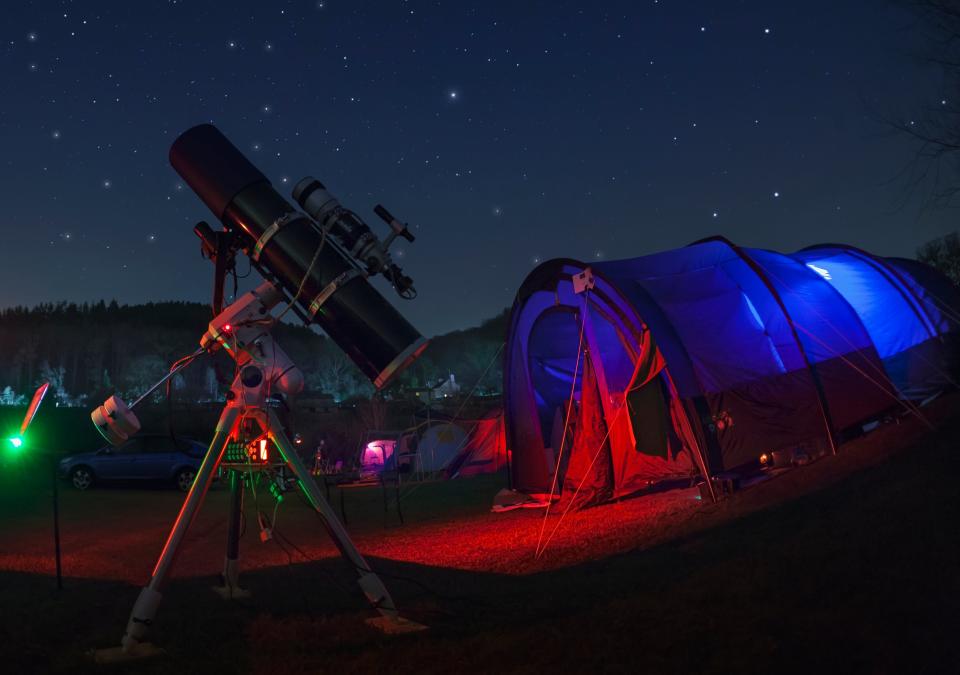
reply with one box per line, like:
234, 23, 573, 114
169, 124, 427, 388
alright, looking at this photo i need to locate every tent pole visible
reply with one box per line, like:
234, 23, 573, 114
716, 238, 840, 456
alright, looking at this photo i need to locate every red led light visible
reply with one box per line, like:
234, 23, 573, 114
259, 439, 268, 462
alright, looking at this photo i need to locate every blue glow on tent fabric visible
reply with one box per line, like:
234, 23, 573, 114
741, 291, 787, 373
597, 241, 805, 393
791, 249, 931, 359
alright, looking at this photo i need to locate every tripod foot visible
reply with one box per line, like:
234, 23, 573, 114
365, 615, 428, 635
212, 558, 251, 599
211, 583, 252, 600
91, 642, 166, 664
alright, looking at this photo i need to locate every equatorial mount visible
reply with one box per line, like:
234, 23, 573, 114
92, 280, 425, 663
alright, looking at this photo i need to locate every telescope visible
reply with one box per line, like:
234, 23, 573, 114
92, 125, 430, 662
172, 123, 427, 388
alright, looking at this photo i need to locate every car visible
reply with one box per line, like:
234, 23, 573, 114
58, 434, 208, 492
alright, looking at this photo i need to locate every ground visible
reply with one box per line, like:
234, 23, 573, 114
1, 398, 958, 674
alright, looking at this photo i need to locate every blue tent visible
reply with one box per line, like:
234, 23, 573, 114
504, 238, 960, 504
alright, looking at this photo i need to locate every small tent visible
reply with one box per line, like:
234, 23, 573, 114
358, 431, 403, 478
446, 411, 510, 478
416, 422, 469, 473
504, 238, 960, 506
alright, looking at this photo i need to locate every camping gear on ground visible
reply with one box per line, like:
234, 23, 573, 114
504, 238, 960, 510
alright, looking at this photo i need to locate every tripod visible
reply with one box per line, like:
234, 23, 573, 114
94, 281, 423, 662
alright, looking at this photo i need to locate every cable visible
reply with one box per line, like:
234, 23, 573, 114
274, 226, 329, 324
163, 348, 206, 450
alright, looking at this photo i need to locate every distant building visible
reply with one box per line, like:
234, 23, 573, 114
430, 373, 460, 399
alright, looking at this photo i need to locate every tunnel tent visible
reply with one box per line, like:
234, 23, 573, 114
504, 237, 960, 507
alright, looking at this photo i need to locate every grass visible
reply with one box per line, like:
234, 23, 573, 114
1, 399, 958, 674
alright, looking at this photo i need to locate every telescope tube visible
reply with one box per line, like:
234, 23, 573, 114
170, 124, 427, 389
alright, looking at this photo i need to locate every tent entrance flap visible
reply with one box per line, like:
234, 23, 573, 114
626, 378, 670, 459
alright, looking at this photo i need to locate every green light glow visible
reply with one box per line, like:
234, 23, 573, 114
8, 435, 24, 450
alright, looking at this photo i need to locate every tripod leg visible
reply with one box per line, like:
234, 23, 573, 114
98, 406, 240, 661
266, 410, 425, 633
214, 468, 249, 599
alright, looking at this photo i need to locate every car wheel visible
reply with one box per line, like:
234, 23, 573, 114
176, 467, 197, 492
71, 466, 95, 491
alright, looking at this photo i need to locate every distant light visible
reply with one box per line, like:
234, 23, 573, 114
764, 28, 771, 34
807, 263, 832, 280
773, 191, 780, 198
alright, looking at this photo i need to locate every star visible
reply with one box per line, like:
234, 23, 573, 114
27, 32, 38, 42
102, 179, 112, 189
449, 90, 458, 100
51, 130, 61, 140
147, 234, 157, 243
764, 28, 771, 34
773, 191, 780, 198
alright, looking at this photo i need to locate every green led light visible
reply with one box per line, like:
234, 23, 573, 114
8, 435, 24, 450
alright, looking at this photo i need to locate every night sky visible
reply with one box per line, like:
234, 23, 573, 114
1, 1, 950, 336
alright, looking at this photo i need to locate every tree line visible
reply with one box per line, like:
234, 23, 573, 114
0, 300, 508, 407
